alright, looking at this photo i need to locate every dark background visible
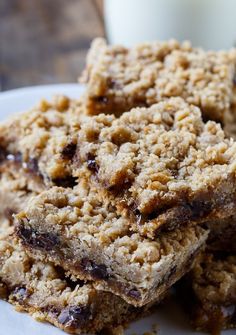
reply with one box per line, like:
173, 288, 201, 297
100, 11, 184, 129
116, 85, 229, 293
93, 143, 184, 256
0, 0, 104, 91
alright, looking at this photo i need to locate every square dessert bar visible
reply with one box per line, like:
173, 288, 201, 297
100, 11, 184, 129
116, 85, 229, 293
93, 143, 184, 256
81, 38, 236, 123
0, 227, 153, 334
0, 95, 81, 190
180, 252, 236, 333
74, 98, 236, 239
16, 181, 208, 307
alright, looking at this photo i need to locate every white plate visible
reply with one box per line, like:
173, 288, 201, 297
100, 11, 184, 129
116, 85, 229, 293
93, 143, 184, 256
0, 84, 232, 335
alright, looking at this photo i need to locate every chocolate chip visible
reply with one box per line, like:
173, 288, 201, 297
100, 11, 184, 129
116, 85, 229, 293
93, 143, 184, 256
58, 306, 91, 328
107, 79, 122, 90
133, 208, 142, 225
53, 176, 77, 188
233, 74, 236, 86
90, 264, 109, 280
25, 158, 40, 174
94, 96, 108, 105
127, 288, 141, 300
12, 287, 29, 302
61, 143, 77, 160
87, 153, 99, 173
18, 226, 60, 251
170, 169, 178, 178
0, 146, 7, 163
81, 258, 109, 280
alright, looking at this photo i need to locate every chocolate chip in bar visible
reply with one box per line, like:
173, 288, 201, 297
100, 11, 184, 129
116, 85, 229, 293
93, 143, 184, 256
61, 143, 77, 160
18, 226, 60, 251
81, 258, 110, 280
58, 306, 91, 328
53, 176, 77, 188
87, 153, 99, 173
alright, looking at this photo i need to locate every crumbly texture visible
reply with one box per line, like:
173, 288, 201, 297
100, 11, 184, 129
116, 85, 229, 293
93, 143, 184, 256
0, 156, 151, 334
81, 38, 236, 123
0, 95, 207, 307
0, 95, 81, 189
182, 252, 236, 333
74, 97, 236, 238
16, 181, 208, 307
0, 228, 152, 334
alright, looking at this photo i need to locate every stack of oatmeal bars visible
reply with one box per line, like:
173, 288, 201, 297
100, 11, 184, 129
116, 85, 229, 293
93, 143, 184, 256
0, 39, 236, 334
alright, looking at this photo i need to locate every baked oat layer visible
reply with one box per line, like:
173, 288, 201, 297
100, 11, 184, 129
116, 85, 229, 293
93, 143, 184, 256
81, 38, 236, 123
74, 98, 236, 238
16, 182, 208, 307
0, 160, 44, 235
0, 95, 81, 189
182, 252, 236, 333
0, 227, 152, 334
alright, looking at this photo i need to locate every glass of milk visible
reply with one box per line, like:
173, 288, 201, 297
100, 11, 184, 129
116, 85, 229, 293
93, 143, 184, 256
104, 0, 236, 49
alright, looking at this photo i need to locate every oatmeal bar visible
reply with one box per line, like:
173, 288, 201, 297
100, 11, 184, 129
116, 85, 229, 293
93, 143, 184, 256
16, 181, 208, 307
74, 98, 236, 239
0, 95, 81, 190
180, 252, 236, 333
0, 228, 153, 334
81, 38, 236, 123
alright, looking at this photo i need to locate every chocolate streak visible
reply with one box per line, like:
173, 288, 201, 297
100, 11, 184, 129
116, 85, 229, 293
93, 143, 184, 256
16, 221, 203, 305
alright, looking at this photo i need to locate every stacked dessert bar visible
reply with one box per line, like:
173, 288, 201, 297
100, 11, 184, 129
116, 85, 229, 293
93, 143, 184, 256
1, 39, 236, 334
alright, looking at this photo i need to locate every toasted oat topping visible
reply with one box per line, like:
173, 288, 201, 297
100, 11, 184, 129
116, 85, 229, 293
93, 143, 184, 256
81, 38, 236, 122
0, 96, 82, 186
18, 182, 207, 267
75, 98, 236, 218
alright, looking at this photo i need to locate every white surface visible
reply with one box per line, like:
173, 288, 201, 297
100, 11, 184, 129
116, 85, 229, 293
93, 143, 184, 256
0, 84, 233, 335
0, 83, 84, 117
104, 0, 236, 49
